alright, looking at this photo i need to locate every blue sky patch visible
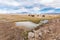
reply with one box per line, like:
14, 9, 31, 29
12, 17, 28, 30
0, 0, 60, 14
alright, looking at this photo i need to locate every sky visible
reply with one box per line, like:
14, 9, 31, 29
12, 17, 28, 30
0, 0, 60, 14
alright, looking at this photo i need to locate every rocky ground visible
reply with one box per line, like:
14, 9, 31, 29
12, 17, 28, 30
28, 18, 60, 40
0, 18, 60, 40
0, 21, 26, 40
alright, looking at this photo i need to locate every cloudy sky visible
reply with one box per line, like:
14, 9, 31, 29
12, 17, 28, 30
0, 0, 60, 14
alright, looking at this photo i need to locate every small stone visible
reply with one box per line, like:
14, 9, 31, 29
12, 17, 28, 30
28, 32, 35, 38
39, 32, 42, 36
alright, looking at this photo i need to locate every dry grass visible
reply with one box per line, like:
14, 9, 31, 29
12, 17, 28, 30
0, 22, 29, 40
0, 14, 60, 23
0, 14, 60, 40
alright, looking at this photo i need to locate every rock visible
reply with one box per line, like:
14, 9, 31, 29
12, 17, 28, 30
28, 18, 60, 40
28, 32, 35, 38
39, 32, 42, 36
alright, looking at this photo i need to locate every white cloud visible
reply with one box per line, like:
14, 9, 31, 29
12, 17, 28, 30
0, 0, 20, 6
40, 0, 60, 8
20, 0, 60, 8
32, 7, 40, 11
0, 10, 16, 14
40, 0, 54, 4
0, 0, 60, 14
46, 10, 54, 13
17, 8, 29, 12
0, 9, 18, 14
0, 10, 7, 14
40, 10, 55, 13
0, 7, 29, 14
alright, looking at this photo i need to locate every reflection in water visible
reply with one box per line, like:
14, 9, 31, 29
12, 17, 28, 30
15, 20, 48, 29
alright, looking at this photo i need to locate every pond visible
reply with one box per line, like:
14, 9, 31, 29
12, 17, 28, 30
15, 21, 38, 29
15, 20, 48, 29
